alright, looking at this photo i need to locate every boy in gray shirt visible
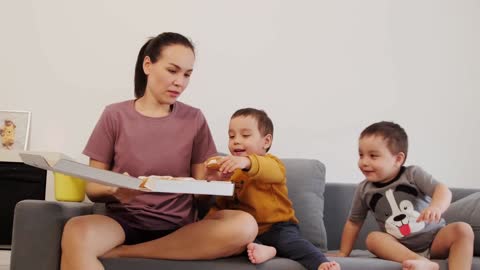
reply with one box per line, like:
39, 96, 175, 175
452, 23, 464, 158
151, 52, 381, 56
334, 121, 473, 270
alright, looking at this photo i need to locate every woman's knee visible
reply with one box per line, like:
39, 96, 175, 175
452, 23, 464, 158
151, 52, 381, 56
233, 211, 258, 242
62, 216, 97, 249
219, 210, 258, 243
61, 215, 124, 251
61, 215, 125, 261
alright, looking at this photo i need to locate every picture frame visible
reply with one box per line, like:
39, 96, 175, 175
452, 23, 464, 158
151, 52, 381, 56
0, 110, 31, 151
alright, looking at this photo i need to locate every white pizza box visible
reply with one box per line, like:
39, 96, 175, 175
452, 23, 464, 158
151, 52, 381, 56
19, 152, 234, 196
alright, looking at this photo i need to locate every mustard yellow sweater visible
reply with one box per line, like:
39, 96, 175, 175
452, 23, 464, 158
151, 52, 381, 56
209, 154, 298, 235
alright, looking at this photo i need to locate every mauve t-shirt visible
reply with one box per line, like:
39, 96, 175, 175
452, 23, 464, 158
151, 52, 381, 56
83, 100, 217, 230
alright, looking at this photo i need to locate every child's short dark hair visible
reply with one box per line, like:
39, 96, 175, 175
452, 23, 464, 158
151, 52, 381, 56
231, 108, 274, 151
360, 121, 408, 157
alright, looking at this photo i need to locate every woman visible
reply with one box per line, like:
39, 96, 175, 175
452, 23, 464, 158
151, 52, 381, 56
60, 32, 258, 270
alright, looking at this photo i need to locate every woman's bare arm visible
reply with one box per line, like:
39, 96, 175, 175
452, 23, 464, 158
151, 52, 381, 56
85, 159, 118, 203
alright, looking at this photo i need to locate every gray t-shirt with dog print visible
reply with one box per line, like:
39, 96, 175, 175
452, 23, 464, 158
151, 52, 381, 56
349, 166, 446, 252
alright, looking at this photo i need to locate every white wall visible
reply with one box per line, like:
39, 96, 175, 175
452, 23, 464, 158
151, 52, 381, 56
1, 0, 479, 196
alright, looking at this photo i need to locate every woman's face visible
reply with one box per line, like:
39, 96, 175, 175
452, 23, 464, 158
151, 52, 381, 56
143, 44, 195, 104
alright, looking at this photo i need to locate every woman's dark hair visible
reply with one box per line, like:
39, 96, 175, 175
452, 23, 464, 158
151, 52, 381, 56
134, 32, 195, 98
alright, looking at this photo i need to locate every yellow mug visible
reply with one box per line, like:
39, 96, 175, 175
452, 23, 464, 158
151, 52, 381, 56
54, 172, 86, 202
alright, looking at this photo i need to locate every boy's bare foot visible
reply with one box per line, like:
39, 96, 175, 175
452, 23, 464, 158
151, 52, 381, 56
319, 261, 341, 270
246, 243, 276, 264
402, 259, 439, 270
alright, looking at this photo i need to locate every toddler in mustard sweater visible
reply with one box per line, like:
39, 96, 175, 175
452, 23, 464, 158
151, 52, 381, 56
206, 108, 339, 270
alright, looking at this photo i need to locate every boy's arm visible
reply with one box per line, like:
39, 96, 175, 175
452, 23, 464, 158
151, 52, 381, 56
217, 154, 285, 184
337, 219, 364, 257
245, 154, 285, 184
417, 183, 452, 223
430, 183, 452, 212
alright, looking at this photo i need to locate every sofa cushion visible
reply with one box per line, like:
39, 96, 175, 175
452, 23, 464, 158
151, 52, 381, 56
444, 192, 480, 256
282, 158, 327, 251
101, 256, 305, 270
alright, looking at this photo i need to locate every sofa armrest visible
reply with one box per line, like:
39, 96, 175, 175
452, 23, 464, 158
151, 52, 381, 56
10, 200, 94, 270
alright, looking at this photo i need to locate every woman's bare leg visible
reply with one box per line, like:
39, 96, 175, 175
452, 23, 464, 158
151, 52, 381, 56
365, 231, 438, 270
428, 222, 473, 270
105, 210, 257, 260
60, 215, 125, 270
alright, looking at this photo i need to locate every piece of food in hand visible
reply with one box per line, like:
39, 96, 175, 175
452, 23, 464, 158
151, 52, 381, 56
138, 175, 174, 189
139, 177, 148, 189
206, 156, 222, 170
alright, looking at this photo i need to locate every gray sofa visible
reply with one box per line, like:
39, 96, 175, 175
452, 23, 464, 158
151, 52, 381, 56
10, 159, 480, 270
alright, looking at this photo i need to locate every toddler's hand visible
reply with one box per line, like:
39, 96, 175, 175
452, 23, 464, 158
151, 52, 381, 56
205, 168, 233, 181
218, 156, 251, 174
417, 206, 442, 223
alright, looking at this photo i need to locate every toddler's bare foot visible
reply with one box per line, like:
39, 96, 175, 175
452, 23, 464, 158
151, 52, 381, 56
319, 261, 341, 270
402, 259, 439, 270
246, 243, 276, 264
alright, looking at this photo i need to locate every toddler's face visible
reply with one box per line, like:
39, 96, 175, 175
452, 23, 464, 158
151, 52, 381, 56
228, 116, 271, 157
358, 135, 404, 183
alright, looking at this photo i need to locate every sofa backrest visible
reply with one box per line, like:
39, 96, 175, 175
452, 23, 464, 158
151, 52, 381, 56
283, 158, 328, 251
324, 183, 378, 250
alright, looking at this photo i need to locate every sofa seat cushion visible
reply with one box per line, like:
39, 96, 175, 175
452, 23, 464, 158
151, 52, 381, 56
444, 191, 480, 255
101, 252, 480, 270
328, 250, 480, 270
282, 158, 328, 251
101, 256, 304, 270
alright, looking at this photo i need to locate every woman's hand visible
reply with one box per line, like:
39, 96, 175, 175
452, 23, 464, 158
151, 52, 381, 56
112, 187, 145, 204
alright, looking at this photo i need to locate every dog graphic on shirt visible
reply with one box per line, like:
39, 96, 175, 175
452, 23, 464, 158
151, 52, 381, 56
369, 185, 426, 239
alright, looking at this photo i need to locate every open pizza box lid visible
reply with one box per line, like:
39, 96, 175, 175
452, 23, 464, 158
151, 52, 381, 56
19, 152, 234, 196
